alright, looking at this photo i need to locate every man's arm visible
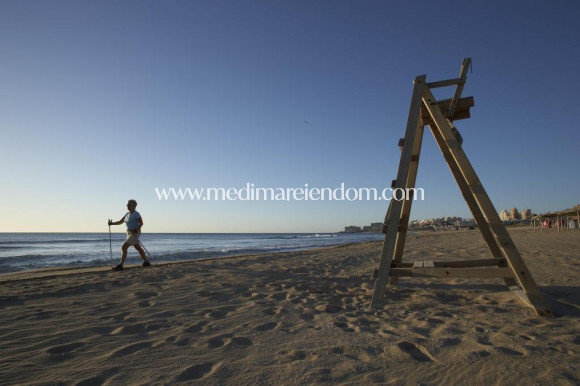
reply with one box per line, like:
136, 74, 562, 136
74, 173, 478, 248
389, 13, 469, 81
108, 214, 127, 226
135, 217, 144, 232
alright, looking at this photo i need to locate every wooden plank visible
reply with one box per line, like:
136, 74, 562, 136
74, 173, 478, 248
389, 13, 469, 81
388, 120, 426, 285
448, 58, 471, 118
421, 96, 473, 122
423, 86, 551, 317
371, 75, 426, 309
390, 267, 515, 279
426, 78, 463, 88
423, 110, 470, 125
392, 258, 508, 269
436, 259, 507, 268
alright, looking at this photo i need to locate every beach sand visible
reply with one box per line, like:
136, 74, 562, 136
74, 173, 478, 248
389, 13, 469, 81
1, 228, 578, 385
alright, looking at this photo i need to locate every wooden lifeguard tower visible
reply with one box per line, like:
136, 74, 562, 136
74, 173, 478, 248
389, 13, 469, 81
371, 59, 551, 317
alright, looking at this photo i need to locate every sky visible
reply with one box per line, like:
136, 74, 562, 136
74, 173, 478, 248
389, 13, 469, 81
1, 0, 579, 233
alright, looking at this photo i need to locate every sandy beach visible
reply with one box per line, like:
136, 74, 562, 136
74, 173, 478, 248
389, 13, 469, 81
1, 228, 578, 385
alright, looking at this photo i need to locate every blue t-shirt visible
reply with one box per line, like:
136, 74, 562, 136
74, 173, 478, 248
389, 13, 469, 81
125, 211, 141, 231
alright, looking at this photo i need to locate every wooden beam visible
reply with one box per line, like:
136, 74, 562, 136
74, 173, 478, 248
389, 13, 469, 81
392, 258, 508, 269
390, 267, 515, 278
421, 96, 473, 123
426, 78, 463, 88
448, 58, 471, 118
371, 75, 425, 309
423, 110, 470, 125
389, 119, 425, 285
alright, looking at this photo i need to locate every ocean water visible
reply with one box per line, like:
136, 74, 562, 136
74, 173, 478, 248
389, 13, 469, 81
0, 232, 385, 273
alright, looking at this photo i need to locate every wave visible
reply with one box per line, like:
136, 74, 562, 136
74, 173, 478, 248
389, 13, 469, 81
0, 238, 112, 246
262, 234, 338, 240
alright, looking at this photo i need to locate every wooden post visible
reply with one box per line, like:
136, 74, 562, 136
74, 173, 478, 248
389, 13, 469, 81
389, 119, 425, 285
372, 75, 425, 308
447, 58, 471, 118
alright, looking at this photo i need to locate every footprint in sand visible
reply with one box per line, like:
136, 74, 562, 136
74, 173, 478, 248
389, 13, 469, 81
109, 342, 152, 358
433, 310, 453, 318
254, 321, 279, 332
175, 362, 220, 382
332, 347, 345, 354
334, 322, 355, 333
74, 367, 121, 386
494, 346, 524, 356
145, 323, 167, 332
134, 291, 159, 300
207, 334, 233, 348
464, 350, 491, 362
426, 318, 446, 327
207, 310, 228, 319
151, 310, 177, 318
299, 311, 315, 321
267, 292, 287, 301
440, 337, 462, 347
262, 307, 282, 316
111, 323, 148, 335
207, 334, 253, 349
396, 341, 436, 362
137, 300, 154, 307
89, 326, 115, 335
183, 325, 203, 334
204, 306, 238, 319
228, 337, 253, 347
315, 304, 344, 314
46, 342, 85, 355
174, 336, 191, 346
477, 336, 492, 346
287, 350, 307, 361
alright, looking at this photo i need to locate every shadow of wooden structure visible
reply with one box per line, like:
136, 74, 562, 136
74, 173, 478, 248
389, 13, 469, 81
371, 58, 552, 317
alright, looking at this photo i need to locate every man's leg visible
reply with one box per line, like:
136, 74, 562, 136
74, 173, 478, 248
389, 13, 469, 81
120, 242, 130, 265
134, 243, 148, 262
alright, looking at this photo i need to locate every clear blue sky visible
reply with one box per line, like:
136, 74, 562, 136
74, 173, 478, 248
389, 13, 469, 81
1, 1, 579, 232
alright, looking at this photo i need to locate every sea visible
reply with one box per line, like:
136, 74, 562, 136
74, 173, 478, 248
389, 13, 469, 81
0, 232, 386, 274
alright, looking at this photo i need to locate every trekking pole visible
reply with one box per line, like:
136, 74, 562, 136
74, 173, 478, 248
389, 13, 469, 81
108, 221, 114, 268
138, 239, 155, 264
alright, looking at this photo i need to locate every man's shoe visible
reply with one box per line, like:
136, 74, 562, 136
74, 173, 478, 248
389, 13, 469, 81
112, 264, 124, 271
143, 261, 151, 267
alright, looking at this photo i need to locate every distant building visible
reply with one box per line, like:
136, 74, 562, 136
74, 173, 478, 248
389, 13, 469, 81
510, 208, 520, 220
370, 222, 383, 232
499, 209, 510, 221
345, 226, 362, 233
521, 209, 532, 220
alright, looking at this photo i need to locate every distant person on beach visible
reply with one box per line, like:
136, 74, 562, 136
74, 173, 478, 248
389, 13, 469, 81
108, 199, 151, 271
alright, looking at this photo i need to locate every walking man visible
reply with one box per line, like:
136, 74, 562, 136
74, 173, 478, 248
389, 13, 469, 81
108, 199, 151, 271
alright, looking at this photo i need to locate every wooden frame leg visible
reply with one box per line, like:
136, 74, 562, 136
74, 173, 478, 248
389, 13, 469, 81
389, 121, 425, 285
422, 87, 551, 316
372, 75, 425, 309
